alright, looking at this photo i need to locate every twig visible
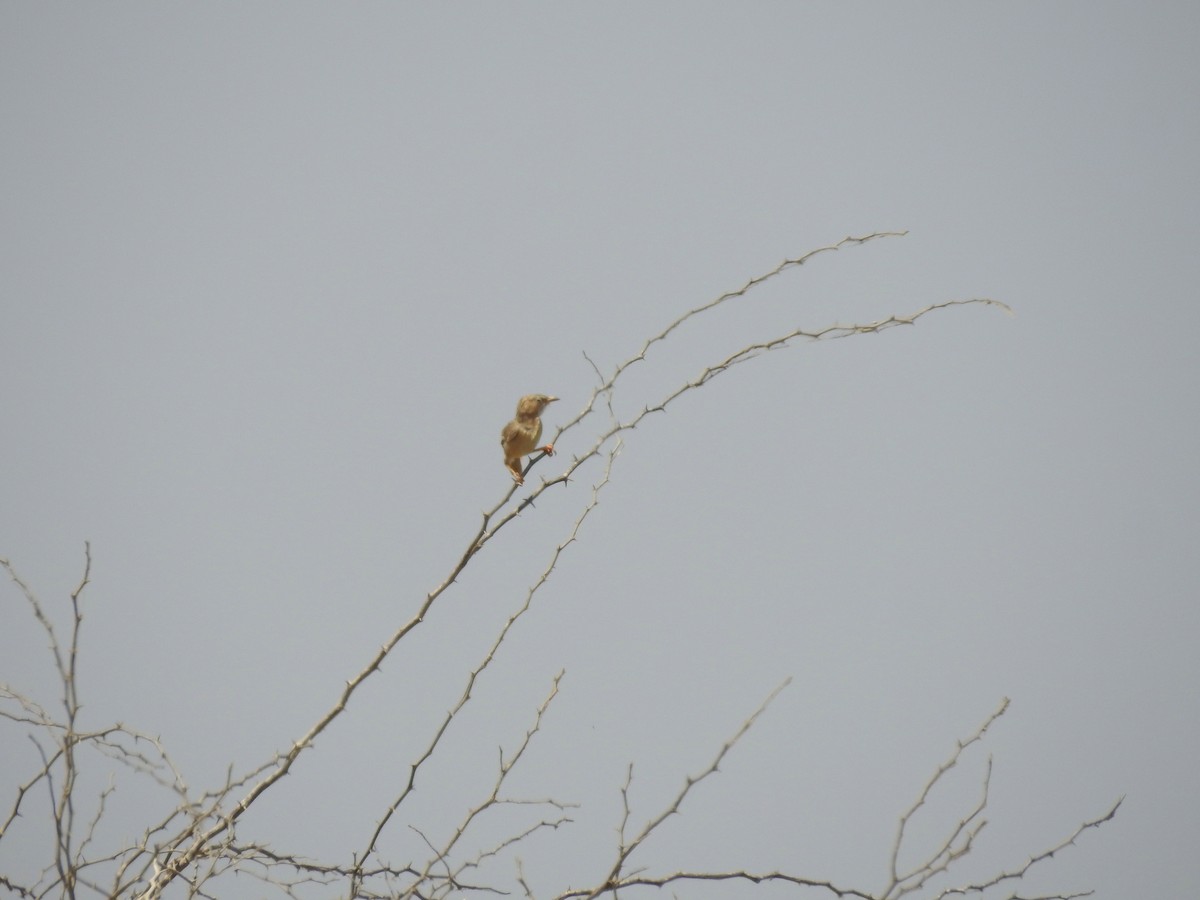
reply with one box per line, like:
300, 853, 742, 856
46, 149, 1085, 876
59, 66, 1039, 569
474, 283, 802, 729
577, 679, 791, 900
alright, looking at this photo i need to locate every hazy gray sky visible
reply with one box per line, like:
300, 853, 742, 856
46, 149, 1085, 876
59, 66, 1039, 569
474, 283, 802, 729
2, 4, 1197, 898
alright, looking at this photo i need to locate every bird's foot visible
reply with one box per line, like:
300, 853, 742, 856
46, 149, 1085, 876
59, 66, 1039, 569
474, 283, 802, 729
541, 444, 555, 456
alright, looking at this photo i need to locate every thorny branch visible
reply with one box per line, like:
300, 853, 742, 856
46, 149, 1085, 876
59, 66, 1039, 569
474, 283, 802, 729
884, 698, 1012, 899
405, 674, 574, 899
551, 698, 1115, 900
928, 799, 1122, 900
879, 699, 1121, 900
347, 438, 618, 898
570, 680, 794, 900
1, 232, 1113, 900
134, 230, 973, 895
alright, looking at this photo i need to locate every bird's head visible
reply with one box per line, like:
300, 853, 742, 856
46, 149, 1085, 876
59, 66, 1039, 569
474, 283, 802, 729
517, 394, 558, 417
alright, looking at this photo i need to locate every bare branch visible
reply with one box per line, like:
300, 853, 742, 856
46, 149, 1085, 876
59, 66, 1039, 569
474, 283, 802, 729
929, 799, 1123, 900
576, 679, 791, 900
556, 869, 873, 900
883, 698, 1009, 899
880, 699, 1119, 900
3, 233, 1105, 900
355, 440, 618, 896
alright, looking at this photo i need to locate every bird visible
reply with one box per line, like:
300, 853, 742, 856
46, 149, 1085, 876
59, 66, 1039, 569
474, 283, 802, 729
500, 394, 558, 485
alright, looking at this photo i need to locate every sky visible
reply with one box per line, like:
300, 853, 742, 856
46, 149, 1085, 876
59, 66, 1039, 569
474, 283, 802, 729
1, 3, 1198, 898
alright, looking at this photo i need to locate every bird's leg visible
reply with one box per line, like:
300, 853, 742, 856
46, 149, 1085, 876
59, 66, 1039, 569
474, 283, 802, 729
540, 444, 555, 456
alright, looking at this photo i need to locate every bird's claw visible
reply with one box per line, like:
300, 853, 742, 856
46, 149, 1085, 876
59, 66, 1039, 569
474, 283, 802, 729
541, 444, 555, 457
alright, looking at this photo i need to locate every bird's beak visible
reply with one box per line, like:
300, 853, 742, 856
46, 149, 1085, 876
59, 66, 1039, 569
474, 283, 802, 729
547, 396, 559, 403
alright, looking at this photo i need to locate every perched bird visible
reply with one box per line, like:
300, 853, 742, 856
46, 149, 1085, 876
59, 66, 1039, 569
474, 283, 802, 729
500, 394, 558, 485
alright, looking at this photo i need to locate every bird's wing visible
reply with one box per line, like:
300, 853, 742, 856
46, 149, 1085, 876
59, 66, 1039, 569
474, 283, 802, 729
501, 419, 539, 457
500, 420, 525, 454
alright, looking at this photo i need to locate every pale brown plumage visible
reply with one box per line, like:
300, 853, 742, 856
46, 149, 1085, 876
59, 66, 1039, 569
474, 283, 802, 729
500, 394, 558, 484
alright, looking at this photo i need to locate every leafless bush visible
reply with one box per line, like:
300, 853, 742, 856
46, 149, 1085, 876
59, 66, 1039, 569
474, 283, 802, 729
1, 233, 1118, 899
